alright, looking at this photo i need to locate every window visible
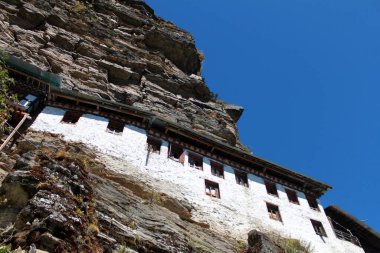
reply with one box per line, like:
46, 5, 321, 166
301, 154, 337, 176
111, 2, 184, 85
146, 137, 161, 154
311, 220, 327, 237
61, 111, 82, 124
235, 171, 248, 187
285, 189, 299, 204
18, 94, 39, 113
188, 152, 203, 170
265, 181, 278, 197
169, 143, 185, 164
205, 180, 220, 198
266, 203, 282, 221
106, 119, 125, 134
306, 195, 320, 211
211, 161, 224, 178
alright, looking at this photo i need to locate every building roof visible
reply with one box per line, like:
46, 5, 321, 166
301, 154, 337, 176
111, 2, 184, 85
5, 55, 63, 88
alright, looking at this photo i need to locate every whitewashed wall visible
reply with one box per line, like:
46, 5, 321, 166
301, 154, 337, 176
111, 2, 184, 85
30, 107, 364, 253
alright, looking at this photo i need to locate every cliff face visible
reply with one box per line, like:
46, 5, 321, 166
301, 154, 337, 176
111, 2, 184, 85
0, 0, 243, 146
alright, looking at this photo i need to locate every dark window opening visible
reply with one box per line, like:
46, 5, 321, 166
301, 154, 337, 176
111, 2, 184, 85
235, 171, 249, 187
285, 189, 299, 204
55, 96, 77, 106
61, 111, 82, 124
17, 94, 39, 113
306, 195, 320, 211
211, 161, 224, 178
267, 203, 282, 221
147, 137, 161, 154
205, 180, 220, 198
311, 220, 327, 237
100, 107, 143, 124
188, 152, 203, 170
106, 119, 125, 134
265, 180, 278, 197
169, 143, 185, 164
78, 102, 98, 111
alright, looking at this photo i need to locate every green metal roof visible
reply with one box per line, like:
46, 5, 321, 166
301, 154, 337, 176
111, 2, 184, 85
5, 54, 62, 88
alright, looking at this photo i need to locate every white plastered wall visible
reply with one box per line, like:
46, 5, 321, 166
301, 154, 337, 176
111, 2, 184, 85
30, 107, 364, 253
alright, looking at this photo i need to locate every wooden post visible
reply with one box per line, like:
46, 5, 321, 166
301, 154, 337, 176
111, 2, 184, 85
0, 113, 30, 152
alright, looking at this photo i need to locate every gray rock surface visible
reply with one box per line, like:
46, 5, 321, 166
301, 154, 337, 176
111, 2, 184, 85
225, 103, 245, 123
247, 230, 283, 253
0, 0, 244, 146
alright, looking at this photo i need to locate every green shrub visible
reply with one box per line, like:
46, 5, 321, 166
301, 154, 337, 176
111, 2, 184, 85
86, 223, 100, 236
71, 1, 87, 12
113, 245, 129, 253
148, 190, 162, 205
0, 53, 14, 128
0, 244, 14, 253
267, 232, 314, 253
235, 240, 248, 252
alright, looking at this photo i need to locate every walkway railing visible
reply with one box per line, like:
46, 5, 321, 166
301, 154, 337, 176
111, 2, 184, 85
334, 229, 361, 247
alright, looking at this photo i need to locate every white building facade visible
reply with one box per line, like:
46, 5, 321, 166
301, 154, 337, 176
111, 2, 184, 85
30, 106, 364, 253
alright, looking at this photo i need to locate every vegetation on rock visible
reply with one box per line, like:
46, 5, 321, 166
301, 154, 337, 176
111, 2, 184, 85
0, 55, 14, 129
70, 1, 87, 13
0, 244, 13, 253
268, 232, 314, 253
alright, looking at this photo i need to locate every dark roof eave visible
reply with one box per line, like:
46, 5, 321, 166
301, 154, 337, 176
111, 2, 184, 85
153, 115, 332, 196
53, 88, 331, 196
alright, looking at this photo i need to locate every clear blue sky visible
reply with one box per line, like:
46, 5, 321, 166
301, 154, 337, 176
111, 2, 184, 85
146, 0, 380, 232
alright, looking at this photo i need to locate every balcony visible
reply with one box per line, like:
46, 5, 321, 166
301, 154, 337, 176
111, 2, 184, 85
334, 229, 361, 247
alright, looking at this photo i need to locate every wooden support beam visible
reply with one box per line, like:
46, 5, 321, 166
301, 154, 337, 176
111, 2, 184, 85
0, 113, 30, 152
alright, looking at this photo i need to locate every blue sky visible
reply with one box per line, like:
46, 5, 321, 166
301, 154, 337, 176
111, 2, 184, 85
146, 0, 380, 232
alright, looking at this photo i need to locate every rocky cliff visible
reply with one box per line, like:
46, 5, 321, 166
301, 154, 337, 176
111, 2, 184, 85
0, 0, 244, 146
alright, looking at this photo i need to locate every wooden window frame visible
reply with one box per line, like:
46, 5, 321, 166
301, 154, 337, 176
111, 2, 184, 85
106, 119, 125, 134
188, 152, 203, 170
205, 180, 220, 199
265, 180, 278, 197
61, 111, 82, 124
266, 203, 282, 222
306, 195, 320, 211
146, 136, 161, 154
211, 161, 224, 179
168, 143, 185, 164
311, 219, 327, 237
235, 171, 249, 187
285, 189, 299, 205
